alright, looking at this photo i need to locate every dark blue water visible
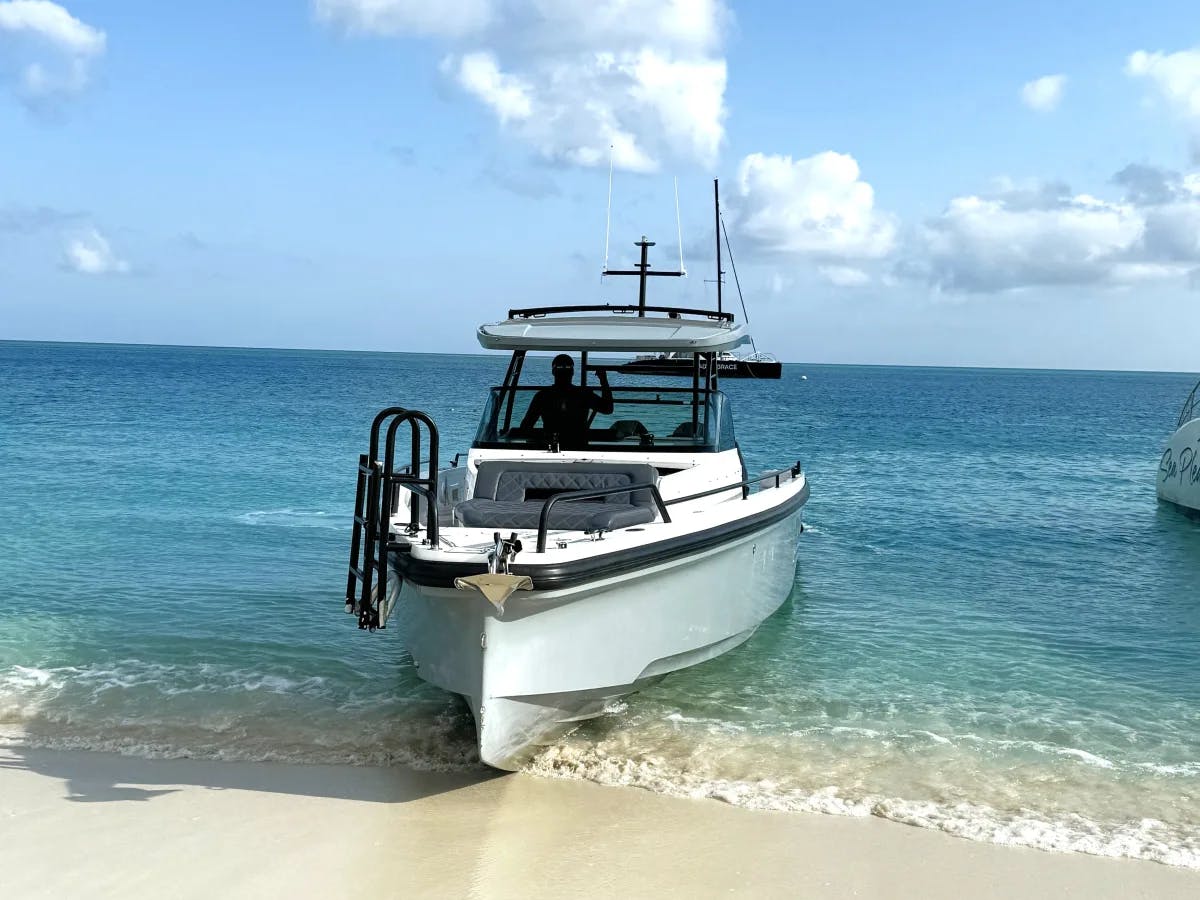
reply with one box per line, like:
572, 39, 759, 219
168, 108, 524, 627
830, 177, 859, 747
2, 341, 1198, 865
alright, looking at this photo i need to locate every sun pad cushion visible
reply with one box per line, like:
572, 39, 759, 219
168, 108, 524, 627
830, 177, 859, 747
457, 461, 660, 531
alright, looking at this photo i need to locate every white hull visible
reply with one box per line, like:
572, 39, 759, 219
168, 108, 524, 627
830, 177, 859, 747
342, 228, 812, 772
1158, 419, 1200, 513
395, 505, 803, 770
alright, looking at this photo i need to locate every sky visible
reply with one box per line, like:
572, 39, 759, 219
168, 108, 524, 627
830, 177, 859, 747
2, 0, 1200, 370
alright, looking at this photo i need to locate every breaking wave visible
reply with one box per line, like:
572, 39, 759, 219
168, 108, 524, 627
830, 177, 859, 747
0, 660, 480, 772
3, 658, 1199, 868
525, 740, 1200, 869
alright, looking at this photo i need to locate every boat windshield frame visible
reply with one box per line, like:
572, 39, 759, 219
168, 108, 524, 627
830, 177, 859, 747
472, 350, 737, 453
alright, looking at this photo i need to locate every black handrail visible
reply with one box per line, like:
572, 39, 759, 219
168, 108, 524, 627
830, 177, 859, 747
663, 461, 803, 507
532, 461, 803, 552
383, 410, 440, 547
369, 406, 408, 462
508, 303, 734, 323
536, 482, 672, 552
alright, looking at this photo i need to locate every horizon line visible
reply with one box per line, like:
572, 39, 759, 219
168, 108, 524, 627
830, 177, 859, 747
1, 337, 1196, 377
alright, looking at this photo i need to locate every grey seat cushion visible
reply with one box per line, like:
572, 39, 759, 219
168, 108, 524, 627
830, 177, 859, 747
473, 461, 658, 505
457, 461, 660, 531
455, 499, 655, 531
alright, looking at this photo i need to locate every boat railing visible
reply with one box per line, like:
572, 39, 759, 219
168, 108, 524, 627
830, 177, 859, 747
664, 462, 803, 506
533, 461, 802, 552
507, 303, 734, 322
1177, 379, 1200, 428
535, 483, 673, 552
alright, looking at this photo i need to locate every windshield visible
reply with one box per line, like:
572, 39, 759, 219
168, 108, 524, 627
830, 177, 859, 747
473, 386, 736, 452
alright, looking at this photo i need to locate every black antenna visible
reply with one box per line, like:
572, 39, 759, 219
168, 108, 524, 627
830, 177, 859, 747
719, 212, 759, 356
714, 179, 723, 315
603, 236, 684, 317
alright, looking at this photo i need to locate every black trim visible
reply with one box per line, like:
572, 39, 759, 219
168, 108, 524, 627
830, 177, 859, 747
393, 480, 809, 592
507, 303, 734, 323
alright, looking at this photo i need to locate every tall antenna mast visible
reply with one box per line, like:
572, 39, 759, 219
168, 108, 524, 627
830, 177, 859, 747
602, 164, 686, 314
602, 144, 615, 275
674, 176, 686, 275
713, 178, 723, 315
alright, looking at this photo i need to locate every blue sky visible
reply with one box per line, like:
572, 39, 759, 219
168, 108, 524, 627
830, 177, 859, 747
2, 1, 1199, 369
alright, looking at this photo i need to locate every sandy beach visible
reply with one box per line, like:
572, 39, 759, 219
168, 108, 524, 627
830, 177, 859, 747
0, 746, 1195, 899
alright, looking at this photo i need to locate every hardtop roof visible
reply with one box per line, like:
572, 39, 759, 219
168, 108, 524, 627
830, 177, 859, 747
477, 307, 751, 353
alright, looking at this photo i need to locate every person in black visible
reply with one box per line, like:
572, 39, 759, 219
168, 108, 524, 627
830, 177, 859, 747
520, 354, 614, 449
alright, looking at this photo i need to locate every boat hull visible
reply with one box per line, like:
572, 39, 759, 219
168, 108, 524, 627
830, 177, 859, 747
393, 506, 803, 770
1158, 419, 1200, 514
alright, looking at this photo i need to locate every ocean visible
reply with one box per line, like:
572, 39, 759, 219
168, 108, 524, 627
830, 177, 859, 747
2, 340, 1198, 867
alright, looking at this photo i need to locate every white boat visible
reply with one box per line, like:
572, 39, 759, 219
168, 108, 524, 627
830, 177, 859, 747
344, 185, 809, 770
617, 349, 782, 378
1158, 377, 1200, 514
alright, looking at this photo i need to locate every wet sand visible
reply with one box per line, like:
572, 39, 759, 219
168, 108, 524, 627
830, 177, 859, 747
1, 746, 1196, 899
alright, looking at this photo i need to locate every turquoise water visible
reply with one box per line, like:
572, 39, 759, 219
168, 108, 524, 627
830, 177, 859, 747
2, 341, 1199, 865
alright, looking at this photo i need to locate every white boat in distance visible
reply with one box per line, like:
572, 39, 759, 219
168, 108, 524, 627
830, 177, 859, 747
344, 182, 809, 770
1158, 376, 1200, 514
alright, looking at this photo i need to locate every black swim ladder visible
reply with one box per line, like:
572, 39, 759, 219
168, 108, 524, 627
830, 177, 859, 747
345, 407, 440, 631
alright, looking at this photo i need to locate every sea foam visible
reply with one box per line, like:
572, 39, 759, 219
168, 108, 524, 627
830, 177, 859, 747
525, 742, 1200, 869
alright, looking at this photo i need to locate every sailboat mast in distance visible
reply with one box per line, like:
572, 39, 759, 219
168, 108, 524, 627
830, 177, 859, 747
714, 179, 723, 315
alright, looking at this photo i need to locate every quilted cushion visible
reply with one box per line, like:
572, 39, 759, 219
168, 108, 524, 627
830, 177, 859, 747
494, 470, 634, 503
472, 461, 658, 507
458, 461, 660, 532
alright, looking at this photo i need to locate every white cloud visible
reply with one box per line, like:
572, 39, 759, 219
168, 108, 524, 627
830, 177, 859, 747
63, 228, 128, 275
729, 151, 896, 260
0, 0, 101, 53
318, 0, 730, 172
725, 155, 1200, 295
0, 1, 105, 108
1127, 47, 1200, 120
451, 52, 533, 124
819, 265, 870, 287
314, 0, 491, 39
919, 191, 1140, 292
912, 171, 1200, 293
1021, 74, 1066, 112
